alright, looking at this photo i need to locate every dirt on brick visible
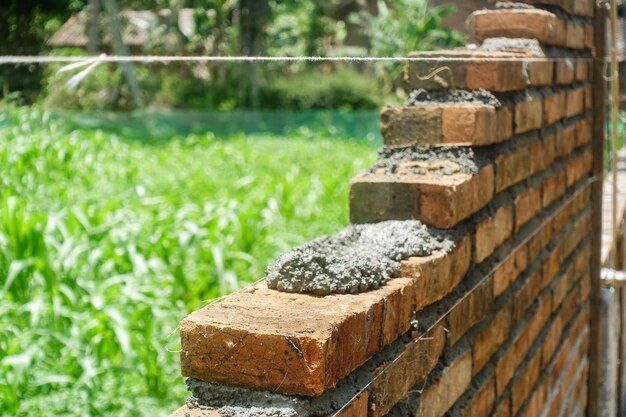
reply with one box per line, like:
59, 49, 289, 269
265, 220, 455, 295
405, 89, 502, 107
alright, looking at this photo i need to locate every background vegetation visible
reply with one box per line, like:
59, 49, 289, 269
1, 0, 463, 110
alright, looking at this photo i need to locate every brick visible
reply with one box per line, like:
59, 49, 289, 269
541, 170, 566, 207
496, 145, 531, 192
380, 106, 442, 147
494, 244, 528, 296
459, 376, 496, 417
515, 186, 542, 230
584, 85, 593, 109
519, 380, 547, 417
575, 60, 589, 81
555, 59, 575, 84
565, 21, 585, 49
412, 350, 472, 417
576, 118, 592, 146
566, 154, 585, 186
473, 302, 513, 375
565, 87, 585, 118
584, 24, 594, 49
556, 124, 577, 156
513, 270, 543, 322
380, 103, 513, 147
404, 50, 528, 92
528, 221, 553, 260
446, 276, 494, 345
530, 133, 556, 174
475, 204, 514, 263
515, 93, 543, 133
543, 91, 566, 125
368, 326, 445, 417
469, 9, 561, 45
542, 314, 564, 367
349, 165, 495, 228
402, 235, 472, 311
511, 350, 542, 413
493, 395, 511, 417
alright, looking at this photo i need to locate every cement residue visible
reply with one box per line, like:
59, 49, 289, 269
493, 1, 536, 9
480, 38, 546, 56
405, 88, 501, 107
369, 146, 482, 177
265, 221, 454, 295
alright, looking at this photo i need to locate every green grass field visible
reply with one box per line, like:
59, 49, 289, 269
0, 108, 376, 416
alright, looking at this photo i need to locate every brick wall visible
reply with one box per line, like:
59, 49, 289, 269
170, 1, 597, 416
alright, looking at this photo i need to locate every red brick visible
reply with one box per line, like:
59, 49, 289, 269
542, 314, 564, 367
368, 326, 445, 417
530, 133, 556, 174
519, 380, 547, 417
412, 350, 472, 417
513, 270, 543, 322
475, 204, 514, 263
566, 154, 585, 186
494, 244, 528, 296
469, 9, 561, 45
404, 50, 528, 92
349, 165, 495, 228
576, 118, 592, 146
555, 124, 577, 157
541, 170, 566, 207
493, 395, 511, 417
515, 94, 543, 133
402, 235, 472, 311
543, 91, 566, 125
459, 376, 496, 417
584, 85, 593, 109
473, 302, 513, 375
511, 351, 542, 413
575, 60, 589, 81
515, 186, 542, 230
380, 106, 442, 147
555, 59, 575, 84
565, 21, 585, 49
565, 88, 585, 118
496, 146, 531, 192
446, 276, 494, 345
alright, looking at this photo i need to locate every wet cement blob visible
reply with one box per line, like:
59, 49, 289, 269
369, 145, 483, 177
265, 221, 454, 295
406, 88, 501, 108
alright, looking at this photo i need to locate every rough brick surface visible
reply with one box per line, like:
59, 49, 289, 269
474, 204, 514, 263
470, 10, 562, 46
350, 165, 495, 228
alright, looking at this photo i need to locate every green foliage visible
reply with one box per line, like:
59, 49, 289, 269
259, 68, 382, 110
0, 107, 376, 416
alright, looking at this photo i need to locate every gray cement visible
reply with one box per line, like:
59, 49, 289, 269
369, 145, 482, 177
480, 38, 546, 56
493, 1, 536, 9
265, 220, 455, 295
406, 88, 501, 108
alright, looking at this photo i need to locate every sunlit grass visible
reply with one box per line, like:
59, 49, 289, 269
0, 108, 376, 416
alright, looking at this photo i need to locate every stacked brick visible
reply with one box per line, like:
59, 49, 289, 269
170, 1, 596, 416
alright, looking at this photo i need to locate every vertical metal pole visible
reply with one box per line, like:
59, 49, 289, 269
590, 2, 608, 417
611, 0, 620, 267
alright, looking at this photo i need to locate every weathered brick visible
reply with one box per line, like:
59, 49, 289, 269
530, 133, 556, 174
368, 326, 445, 417
555, 59, 575, 84
519, 380, 547, 417
541, 170, 566, 207
494, 244, 528, 296
566, 153, 586, 186
543, 91, 566, 125
350, 165, 495, 228
380, 106, 442, 147
515, 93, 543, 133
446, 276, 494, 345
475, 204, 514, 263
565, 87, 585, 118
513, 270, 543, 322
380, 103, 513, 147
473, 302, 513, 375
576, 118, 592, 146
511, 350, 542, 413
469, 9, 561, 45
575, 60, 589, 81
404, 51, 528, 92
493, 395, 511, 417
412, 350, 472, 417
515, 186, 542, 230
565, 20, 585, 49
496, 146, 531, 192
584, 85, 593, 109
402, 235, 472, 311
555, 124, 577, 156
459, 376, 496, 417
542, 314, 564, 367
